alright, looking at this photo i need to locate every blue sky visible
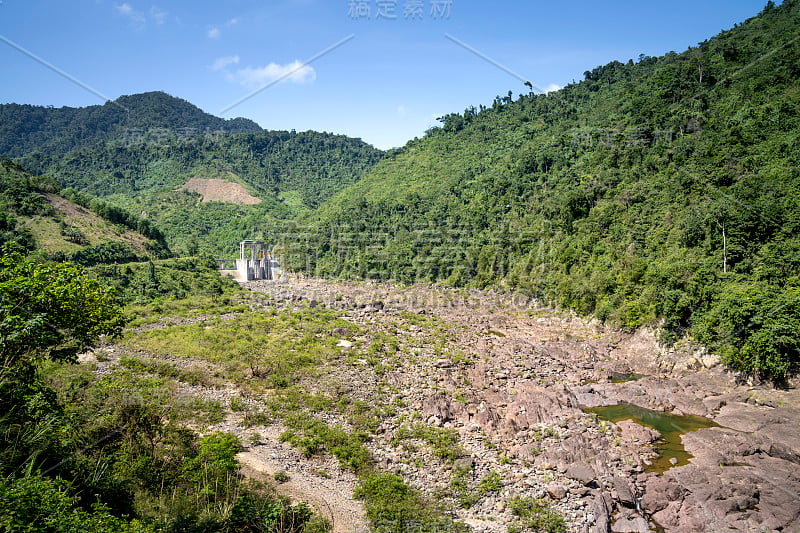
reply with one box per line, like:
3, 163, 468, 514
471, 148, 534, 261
0, 0, 775, 149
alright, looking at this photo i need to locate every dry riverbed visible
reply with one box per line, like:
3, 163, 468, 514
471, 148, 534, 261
88, 277, 800, 532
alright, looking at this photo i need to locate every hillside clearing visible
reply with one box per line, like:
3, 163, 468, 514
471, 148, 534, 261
179, 178, 262, 205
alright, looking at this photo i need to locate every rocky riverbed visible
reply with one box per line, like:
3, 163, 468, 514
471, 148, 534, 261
245, 277, 800, 533
88, 277, 800, 533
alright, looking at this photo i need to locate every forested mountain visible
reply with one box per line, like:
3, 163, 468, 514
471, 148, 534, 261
0, 91, 261, 158
289, 0, 800, 380
21, 129, 384, 206
2, 95, 384, 255
16, 129, 383, 256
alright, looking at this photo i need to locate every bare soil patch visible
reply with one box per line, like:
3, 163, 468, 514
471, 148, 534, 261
180, 178, 262, 205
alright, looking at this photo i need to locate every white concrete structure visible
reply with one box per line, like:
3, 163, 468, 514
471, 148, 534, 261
218, 241, 282, 282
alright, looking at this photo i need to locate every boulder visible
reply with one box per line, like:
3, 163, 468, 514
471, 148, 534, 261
612, 475, 636, 508
546, 484, 567, 500
566, 462, 596, 486
611, 516, 650, 533
421, 395, 453, 423
643, 476, 684, 513
591, 491, 612, 533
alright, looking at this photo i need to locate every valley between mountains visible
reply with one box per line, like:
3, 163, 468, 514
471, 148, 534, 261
4, 4, 800, 530
84, 277, 800, 533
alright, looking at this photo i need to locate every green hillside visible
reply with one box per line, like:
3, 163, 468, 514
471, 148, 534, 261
22, 129, 383, 207
0, 159, 171, 263
0, 91, 261, 158
292, 0, 800, 380
5, 102, 383, 256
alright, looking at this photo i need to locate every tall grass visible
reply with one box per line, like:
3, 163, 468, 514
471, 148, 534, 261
124, 307, 360, 387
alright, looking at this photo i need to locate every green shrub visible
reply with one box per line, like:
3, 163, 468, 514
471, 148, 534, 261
280, 415, 372, 472
70, 240, 141, 266
229, 396, 247, 412
0, 476, 156, 533
450, 466, 478, 509
508, 496, 566, 533
478, 470, 503, 494
355, 472, 465, 532
394, 423, 463, 461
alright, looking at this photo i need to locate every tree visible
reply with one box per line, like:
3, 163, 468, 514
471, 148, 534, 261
693, 282, 800, 382
0, 243, 124, 369
0, 243, 125, 506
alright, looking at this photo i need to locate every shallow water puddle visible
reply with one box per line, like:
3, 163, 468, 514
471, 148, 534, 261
609, 371, 646, 383
588, 402, 720, 474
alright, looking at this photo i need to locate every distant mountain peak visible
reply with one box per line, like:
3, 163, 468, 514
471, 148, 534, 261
0, 92, 262, 158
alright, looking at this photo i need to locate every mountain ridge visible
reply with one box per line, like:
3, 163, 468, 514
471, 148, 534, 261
0, 91, 262, 158
1, 94, 384, 256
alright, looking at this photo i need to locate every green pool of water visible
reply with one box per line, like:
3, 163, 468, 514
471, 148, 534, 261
588, 403, 720, 474
609, 371, 645, 383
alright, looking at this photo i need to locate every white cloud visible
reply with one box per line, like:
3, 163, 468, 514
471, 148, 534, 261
116, 3, 168, 27
150, 6, 168, 25
397, 105, 407, 117
231, 60, 316, 88
116, 3, 134, 15
544, 83, 562, 94
212, 55, 240, 71
227, 18, 240, 26
116, 3, 145, 26
208, 26, 221, 39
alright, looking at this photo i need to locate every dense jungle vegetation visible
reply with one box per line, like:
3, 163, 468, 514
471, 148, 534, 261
18, 127, 382, 256
0, 91, 262, 158
287, 0, 800, 381
21, 129, 383, 207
